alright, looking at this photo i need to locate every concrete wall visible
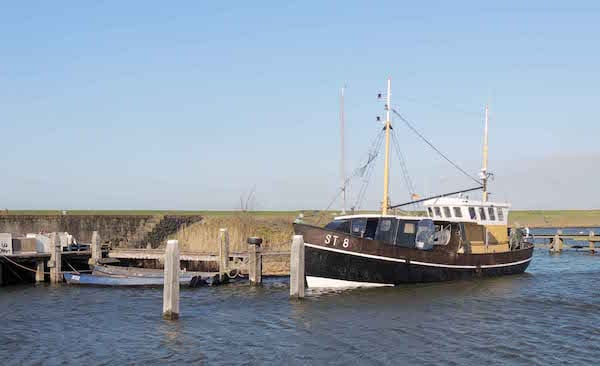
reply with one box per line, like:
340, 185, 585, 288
0, 215, 202, 248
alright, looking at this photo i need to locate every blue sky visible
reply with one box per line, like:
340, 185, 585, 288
1, 1, 599, 210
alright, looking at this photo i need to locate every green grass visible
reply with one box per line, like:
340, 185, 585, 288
509, 210, 600, 227
3, 209, 600, 227
0, 209, 306, 216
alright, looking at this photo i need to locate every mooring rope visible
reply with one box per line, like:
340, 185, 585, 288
0, 254, 91, 275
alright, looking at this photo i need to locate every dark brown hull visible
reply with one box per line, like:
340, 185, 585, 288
294, 223, 534, 287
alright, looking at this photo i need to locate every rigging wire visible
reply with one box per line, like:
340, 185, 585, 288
315, 129, 384, 224
353, 129, 384, 210
390, 130, 416, 205
391, 108, 481, 185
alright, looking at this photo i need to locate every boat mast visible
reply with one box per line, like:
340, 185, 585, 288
382, 77, 392, 215
481, 104, 489, 202
340, 85, 346, 214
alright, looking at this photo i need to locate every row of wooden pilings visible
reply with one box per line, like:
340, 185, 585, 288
162, 231, 306, 320
549, 230, 597, 254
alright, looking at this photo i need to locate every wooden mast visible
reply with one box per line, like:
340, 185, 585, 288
382, 77, 392, 215
340, 85, 346, 214
481, 104, 490, 250
481, 104, 489, 202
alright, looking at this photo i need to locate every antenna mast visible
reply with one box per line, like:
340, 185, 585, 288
481, 104, 489, 202
340, 85, 346, 214
382, 77, 392, 215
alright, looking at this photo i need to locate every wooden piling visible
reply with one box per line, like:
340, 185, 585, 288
219, 228, 229, 276
290, 235, 305, 298
590, 232, 596, 254
247, 237, 262, 285
550, 230, 563, 254
89, 231, 101, 266
163, 239, 180, 320
49, 233, 62, 283
35, 260, 45, 282
557, 230, 564, 252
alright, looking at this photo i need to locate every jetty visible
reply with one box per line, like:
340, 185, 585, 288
532, 231, 599, 254
0, 228, 290, 287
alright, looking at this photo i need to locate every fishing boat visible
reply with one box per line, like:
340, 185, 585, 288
293, 78, 533, 288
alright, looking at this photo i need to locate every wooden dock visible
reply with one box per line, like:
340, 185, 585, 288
0, 250, 91, 285
108, 248, 290, 261
532, 232, 599, 254
0, 225, 291, 286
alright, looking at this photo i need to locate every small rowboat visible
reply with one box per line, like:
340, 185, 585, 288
64, 265, 228, 287
64, 272, 198, 286
92, 264, 208, 278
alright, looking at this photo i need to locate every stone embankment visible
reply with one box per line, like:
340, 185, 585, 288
0, 215, 202, 248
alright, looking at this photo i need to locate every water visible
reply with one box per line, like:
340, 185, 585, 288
1, 250, 599, 365
530, 227, 600, 236
530, 227, 600, 246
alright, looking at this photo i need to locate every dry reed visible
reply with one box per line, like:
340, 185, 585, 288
173, 212, 296, 253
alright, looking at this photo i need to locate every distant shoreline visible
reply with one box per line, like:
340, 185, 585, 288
1, 209, 599, 228
509, 210, 600, 228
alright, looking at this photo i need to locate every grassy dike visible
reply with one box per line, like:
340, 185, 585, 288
4, 209, 600, 227
509, 210, 600, 228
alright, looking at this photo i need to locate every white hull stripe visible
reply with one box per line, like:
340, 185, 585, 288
306, 276, 393, 289
304, 243, 532, 269
305, 243, 406, 263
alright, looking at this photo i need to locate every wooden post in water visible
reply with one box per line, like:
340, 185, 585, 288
49, 233, 62, 283
247, 237, 262, 285
219, 228, 229, 276
163, 239, 180, 320
290, 235, 305, 298
89, 231, 101, 266
557, 229, 564, 252
550, 230, 563, 254
590, 232, 596, 254
35, 260, 45, 282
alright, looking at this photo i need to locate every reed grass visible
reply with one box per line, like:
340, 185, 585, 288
173, 212, 297, 253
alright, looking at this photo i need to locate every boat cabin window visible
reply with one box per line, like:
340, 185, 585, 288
497, 208, 505, 221
427, 207, 433, 217
468, 207, 476, 220
453, 207, 463, 218
364, 218, 379, 239
415, 219, 435, 250
325, 219, 350, 233
375, 218, 397, 243
396, 220, 418, 247
479, 207, 487, 220
351, 218, 367, 236
443, 207, 452, 218
488, 207, 496, 221
434, 207, 442, 217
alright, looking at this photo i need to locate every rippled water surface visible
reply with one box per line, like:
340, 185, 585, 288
1, 249, 599, 365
